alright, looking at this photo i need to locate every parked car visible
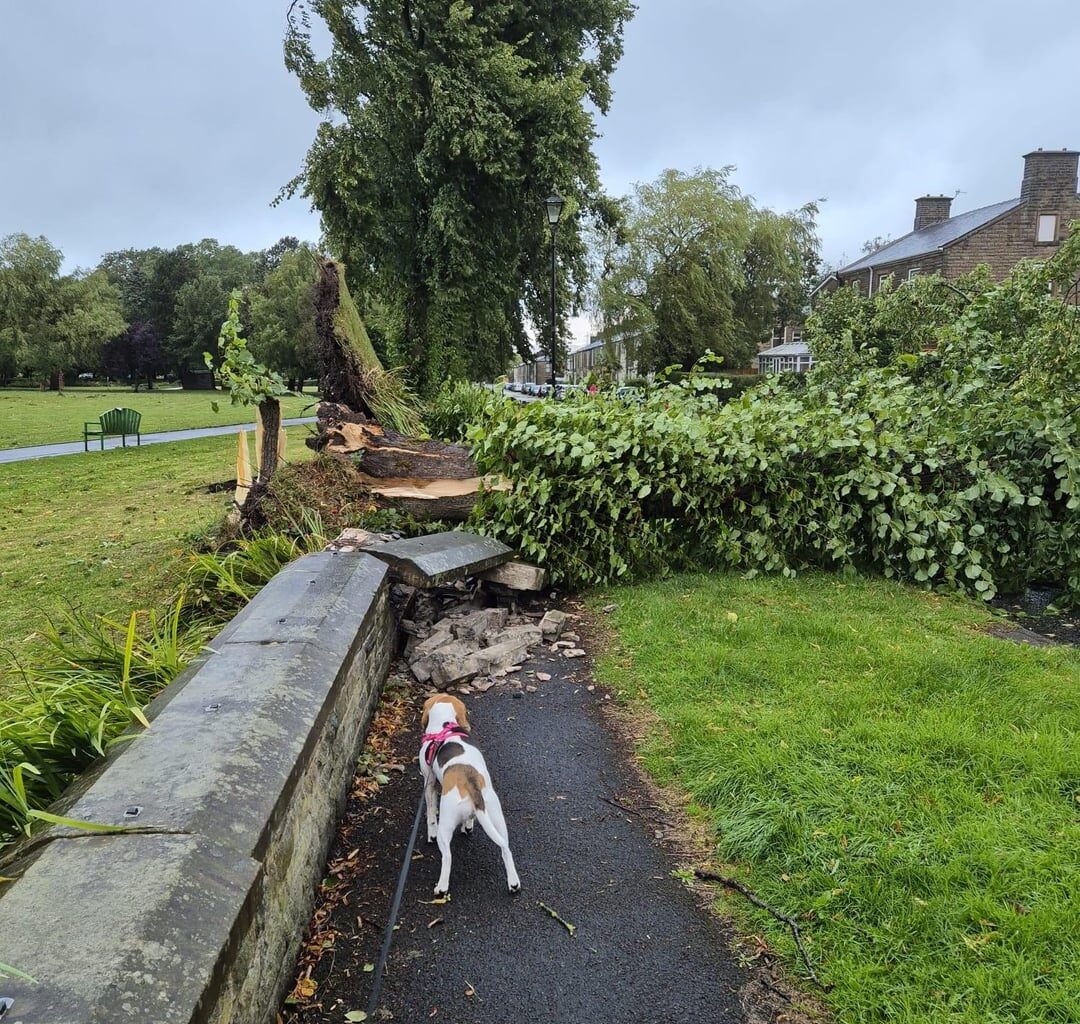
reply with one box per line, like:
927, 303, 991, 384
555, 383, 585, 401
615, 386, 645, 404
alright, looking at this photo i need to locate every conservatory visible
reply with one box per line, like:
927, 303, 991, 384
756, 340, 815, 375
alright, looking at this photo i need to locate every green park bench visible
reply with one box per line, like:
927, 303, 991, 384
83, 407, 142, 451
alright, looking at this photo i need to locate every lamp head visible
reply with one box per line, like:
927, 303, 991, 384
544, 192, 566, 227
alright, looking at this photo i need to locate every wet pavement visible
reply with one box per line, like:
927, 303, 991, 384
282, 646, 763, 1024
0, 417, 316, 464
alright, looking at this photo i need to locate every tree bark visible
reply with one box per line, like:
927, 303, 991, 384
257, 398, 281, 483
314, 259, 379, 418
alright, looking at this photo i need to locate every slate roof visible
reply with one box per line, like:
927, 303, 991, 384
839, 197, 1024, 274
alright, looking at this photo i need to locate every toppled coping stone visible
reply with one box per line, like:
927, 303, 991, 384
364, 530, 514, 587
0, 550, 394, 1024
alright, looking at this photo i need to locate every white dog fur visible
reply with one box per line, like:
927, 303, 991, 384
418, 694, 521, 896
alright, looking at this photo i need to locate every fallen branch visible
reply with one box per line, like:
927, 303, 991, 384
694, 869, 831, 992
599, 795, 674, 829
537, 900, 577, 937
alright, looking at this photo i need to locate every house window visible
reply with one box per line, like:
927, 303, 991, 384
790, 328, 803, 343
1036, 214, 1058, 243
908, 267, 922, 280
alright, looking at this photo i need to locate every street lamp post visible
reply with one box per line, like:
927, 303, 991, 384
544, 192, 565, 387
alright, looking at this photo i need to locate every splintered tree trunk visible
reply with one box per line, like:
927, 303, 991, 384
314, 258, 381, 418
256, 399, 281, 483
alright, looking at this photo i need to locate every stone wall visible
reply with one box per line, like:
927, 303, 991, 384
945, 197, 1080, 281
0, 551, 393, 1024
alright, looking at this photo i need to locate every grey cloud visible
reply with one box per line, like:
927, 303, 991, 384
2, 0, 1077, 279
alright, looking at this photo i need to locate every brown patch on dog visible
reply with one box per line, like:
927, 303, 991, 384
420, 693, 471, 733
442, 764, 486, 810
435, 741, 466, 768
445, 694, 470, 731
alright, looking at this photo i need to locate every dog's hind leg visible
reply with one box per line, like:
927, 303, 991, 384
433, 794, 460, 896
424, 772, 439, 844
475, 790, 521, 893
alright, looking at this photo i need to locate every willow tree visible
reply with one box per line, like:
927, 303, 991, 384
284, 0, 633, 394
597, 167, 819, 373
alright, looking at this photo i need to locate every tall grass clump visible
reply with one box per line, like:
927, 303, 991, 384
1, 513, 331, 850
0, 597, 208, 843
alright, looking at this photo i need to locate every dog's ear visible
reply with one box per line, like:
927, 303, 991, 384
421, 693, 440, 732
448, 695, 470, 732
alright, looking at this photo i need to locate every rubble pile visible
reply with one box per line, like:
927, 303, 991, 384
325, 526, 582, 691
402, 607, 579, 690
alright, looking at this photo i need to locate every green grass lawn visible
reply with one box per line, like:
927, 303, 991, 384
0, 426, 314, 685
594, 574, 1080, 1024
0, 388, 318, 449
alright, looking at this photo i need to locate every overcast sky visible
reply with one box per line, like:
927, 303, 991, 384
2, 0, 1078, 345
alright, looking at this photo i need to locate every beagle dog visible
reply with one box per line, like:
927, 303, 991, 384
419, 694, 521, 896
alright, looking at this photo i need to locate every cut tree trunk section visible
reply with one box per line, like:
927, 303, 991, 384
306, 401, 507, 521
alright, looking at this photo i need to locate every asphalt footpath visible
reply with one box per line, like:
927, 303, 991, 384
282, 644, 765, 1024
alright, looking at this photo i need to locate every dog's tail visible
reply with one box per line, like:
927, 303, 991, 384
474, 808, 508, 848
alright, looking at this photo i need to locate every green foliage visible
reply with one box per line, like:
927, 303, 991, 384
426, 379, 504, 442
0, 595, 209, 844
467, 251, 1080, 604
208, 290, 290, 408
596, 573, 1080, 1023
597, 168, 819, 373
186, 519, 327, 614
170, 273, 231, 372
806, 268, 992, 380
0, 234, 126, 386
284, 0, 633, 393
248, 245, 319, 386
0, 234, 63, 384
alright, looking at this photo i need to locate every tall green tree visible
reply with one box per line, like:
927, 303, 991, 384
248, 245, 319, 390
29, 271, 126, 390
284, 0, 634, 394
98, 247, 164, 325
597, 168, 819, 372
168, 274, 231, 374
0, 233, 63, 384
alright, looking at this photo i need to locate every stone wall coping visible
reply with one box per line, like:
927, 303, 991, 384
0, 549, 393, 1024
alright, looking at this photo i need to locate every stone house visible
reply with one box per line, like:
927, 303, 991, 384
826, 148, 1080, 295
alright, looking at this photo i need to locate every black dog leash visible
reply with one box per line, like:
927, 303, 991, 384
366, 790, 426, 1018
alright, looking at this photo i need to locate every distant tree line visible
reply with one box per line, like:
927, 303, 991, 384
0, 233, 320, 391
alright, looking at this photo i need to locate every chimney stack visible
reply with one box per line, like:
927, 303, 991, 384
913, 195, 953, 232
1021, 148, 1079, 203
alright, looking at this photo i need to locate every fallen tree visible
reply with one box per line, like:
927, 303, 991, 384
307, 401, 506, 521
243, 257, 504, 523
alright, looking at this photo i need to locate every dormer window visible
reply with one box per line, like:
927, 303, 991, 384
1036, 214, 1058, 243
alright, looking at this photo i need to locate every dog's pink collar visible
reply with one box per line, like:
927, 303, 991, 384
421, 722, 470, 766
